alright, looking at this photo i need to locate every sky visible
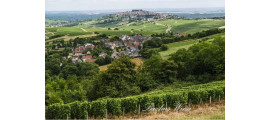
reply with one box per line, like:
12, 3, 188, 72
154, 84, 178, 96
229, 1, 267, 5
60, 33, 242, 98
45, 0, 225, 11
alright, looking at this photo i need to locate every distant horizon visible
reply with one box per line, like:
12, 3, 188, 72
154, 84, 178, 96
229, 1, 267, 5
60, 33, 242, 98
46, 0, 225, 11
45, 7, 225, 12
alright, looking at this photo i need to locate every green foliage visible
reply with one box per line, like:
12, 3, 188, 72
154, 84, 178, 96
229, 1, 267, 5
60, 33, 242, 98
61, 63, 78, 78
45, 103, 70, 119
188, 90, 200, 104
138, 95, 153, 111
121, 97, 138, 114
95, 56, 113, 66
140, 48, 160, 59
92, 56, 139, 98
207, 89, 216, 101
107, 98, 122, 116
161, 44, 168, 51
136, 71, 156, 92
168, 37, 225, 83
159, 60, 178, 83
90, 100, 107, 118
152, 94, 164, 108
165, 93, 181, 108
70, 101, 84, 119
77, 62, 99, 76
214, 87, 225, 99
199, 90, 209, 102
46, 80, 225, 119
46, 92, 64, 105
143, 55, 162, 80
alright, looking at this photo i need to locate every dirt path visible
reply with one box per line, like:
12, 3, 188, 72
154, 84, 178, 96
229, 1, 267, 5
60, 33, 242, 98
155, 22, 172, 33
219, 26, 225, 29
81, 28, 87, 32
166, 25, 172, 33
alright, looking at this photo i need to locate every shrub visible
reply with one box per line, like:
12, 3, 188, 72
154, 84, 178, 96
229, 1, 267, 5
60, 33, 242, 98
160, 44, 168, 51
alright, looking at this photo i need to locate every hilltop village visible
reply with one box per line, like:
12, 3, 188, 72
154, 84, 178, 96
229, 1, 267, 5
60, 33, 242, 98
99, 9, 179, 23
69, 35, 152, 63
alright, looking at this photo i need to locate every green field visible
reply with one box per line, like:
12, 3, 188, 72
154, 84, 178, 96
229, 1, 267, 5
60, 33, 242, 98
46, 27, 91, 36
159, 33, 225, 59
156, 19, 225, 34
118, 22, 167, 33
159, 39, 198, 59
45, 19, 68, 25
45, 19, 225, 42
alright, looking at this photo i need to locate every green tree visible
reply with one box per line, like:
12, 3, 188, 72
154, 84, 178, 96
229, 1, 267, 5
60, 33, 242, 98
92, 56, 140, 99
143, 55, 163, 81
61, 63, 78, 78
160, 44, 168, 51
159, 60, 178, 83
77, 62, 99, 76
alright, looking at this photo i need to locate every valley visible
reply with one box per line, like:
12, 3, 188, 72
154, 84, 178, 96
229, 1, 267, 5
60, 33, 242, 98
45, 9, 225, 119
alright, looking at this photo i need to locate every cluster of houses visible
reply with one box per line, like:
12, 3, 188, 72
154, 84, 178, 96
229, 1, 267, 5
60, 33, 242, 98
103, 35, 152, 58
68, 43, 97, 63
67, 35, 151, 63
175, 33, 187, 37
110, 9, 169, 22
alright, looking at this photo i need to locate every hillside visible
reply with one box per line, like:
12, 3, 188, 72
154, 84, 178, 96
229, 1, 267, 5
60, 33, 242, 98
45, 19, 224, 41
45, 9, 225, 120
159, 32, 225, 59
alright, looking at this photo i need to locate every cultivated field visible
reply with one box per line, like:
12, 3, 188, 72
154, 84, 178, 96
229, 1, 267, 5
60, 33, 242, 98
45, 19, 225, 42
156, 19, 225, 34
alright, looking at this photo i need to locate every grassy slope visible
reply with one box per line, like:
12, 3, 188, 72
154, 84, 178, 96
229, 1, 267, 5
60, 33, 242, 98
159, 33, 225, 59
159, 39, 198, 59
45, 19, 225, 41
156, 19, 225, 34
45, 19, 67, 24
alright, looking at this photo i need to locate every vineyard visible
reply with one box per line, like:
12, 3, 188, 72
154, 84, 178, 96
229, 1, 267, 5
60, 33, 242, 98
45, 80, 225, 119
